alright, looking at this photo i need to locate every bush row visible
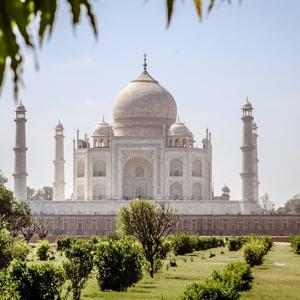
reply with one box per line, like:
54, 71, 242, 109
243, 236, 273, 267
289, 235, 300, 254
227, 237, 249, 251
182, 261, 253, 300
169, 232, 225, 255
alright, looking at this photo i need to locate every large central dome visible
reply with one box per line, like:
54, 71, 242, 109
112, 58, 177, 137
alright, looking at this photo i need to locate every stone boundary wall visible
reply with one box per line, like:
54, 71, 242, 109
35, 214, 300, 236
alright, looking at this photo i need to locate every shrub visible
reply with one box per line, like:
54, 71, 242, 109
290, 235, 300, 254
181, 280, 239, 300
170, 232, 194, 255
211, 262, 253, 292
36, 239, 51, 261
193, 237, 225, 251
63, 240, 94, 300
243, 241, 265, 267
8, 260, 65, 300
12, 240, 30, 261
0, 270, 19, 300
94, 238, 143, 291
0, 227, 15, 269
57, 236, 74, 252
227, 237, 246, 251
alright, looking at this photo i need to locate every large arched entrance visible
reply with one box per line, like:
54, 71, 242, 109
122, 157, 153, 200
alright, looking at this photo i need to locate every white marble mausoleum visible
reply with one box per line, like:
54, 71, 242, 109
13, 55, 262, 215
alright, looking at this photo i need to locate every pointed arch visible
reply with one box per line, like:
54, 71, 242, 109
192, 183, 202, 200
192, 159, 202, 177
93, 159, 106, 177
77, 160, 84, 177
169, 182, 183, 200
93, 184, 106, 200
169, 159, 183, 176
77, 183, 85, 200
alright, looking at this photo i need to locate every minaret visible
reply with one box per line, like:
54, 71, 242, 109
13, 101, 28, 201
252, 122, 259, 203
53, 121, 65, 200
240, 99, 256, 202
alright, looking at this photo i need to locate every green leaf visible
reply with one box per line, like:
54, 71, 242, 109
166, 0, 175, 27
193, 0, 202, 21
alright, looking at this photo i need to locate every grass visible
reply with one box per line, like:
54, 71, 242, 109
29, 242, 300, 299
81, 247, 242, 300
79, 243, 300, 299
241, 243, 300, 300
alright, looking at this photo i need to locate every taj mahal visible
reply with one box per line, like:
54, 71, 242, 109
12, 55, 262, 218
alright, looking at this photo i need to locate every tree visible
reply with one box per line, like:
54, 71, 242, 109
41, 186, 53, 200
118, 199, 178, 278
26, 187, 35, 201
28, 186, 54, 200
260, 193, 275, 214
277, 194, 300, 214
63, 240, 94, 300
0, 170, 7, 186
35, 217, 53, 239
20, 219, 36, 242
0, 185, 31, 236
0, 0, 97, 99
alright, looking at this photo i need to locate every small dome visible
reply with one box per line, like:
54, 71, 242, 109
242, 98, 253, 110
56, 121, 64, 130
16, 101, 26, 112
92, 119, 111, 136
168, 117, 193, 137
222, 185, 230, 194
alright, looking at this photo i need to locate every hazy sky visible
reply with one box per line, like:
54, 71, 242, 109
0, 0, 299, 207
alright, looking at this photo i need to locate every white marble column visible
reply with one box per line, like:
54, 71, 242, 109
240, 99, 256, 202
53, 121, 65, 200
13, 101, 28, 202
252, 122, 259, 203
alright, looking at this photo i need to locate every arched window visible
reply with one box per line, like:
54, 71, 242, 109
135, 166, 144, 178
192, 183, 202, 200
77, 183, 85, 200
93, 160, 106, 177
175, 139, 181, 147
93, 184, 105, 200
169, 183, 183, 200
169, 159, 183, 176
77, 160, 84, 177
183, 139, 187, 147
192, 159, 202, 177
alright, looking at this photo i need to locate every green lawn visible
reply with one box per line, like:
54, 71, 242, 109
81, 246, 243, 300
78, 243, 300, 300
241, 243, 300, 300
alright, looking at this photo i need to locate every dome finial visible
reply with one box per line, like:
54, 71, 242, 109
143, 53, 147, 72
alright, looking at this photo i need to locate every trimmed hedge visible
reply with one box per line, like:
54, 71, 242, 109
193, 237, 225, 251
35, 239, 51, 261
211, 262, 253, 292
170, 232, 224, 255
182, 261, 253, 300
243, 236, 273, 267
227, 237, 247, 251
289, 235, 300, 254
